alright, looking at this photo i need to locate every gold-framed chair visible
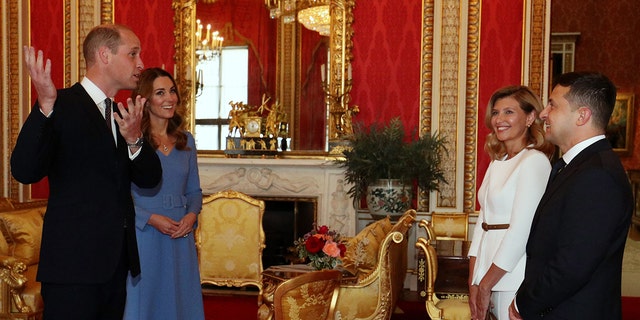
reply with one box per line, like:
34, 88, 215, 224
272, 270, 341, 320
333, 209, 416, 320
416, 220, 471, 320
430, 212, 469, 241
196, 190, 266, 298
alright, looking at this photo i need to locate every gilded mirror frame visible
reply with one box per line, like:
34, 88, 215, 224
171, 0, 356, 155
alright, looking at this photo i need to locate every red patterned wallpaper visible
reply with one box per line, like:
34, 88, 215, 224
476, 0, 524, 183
552, 0, 640, 168
350, 1, 422, 133
29, 0, 64, 198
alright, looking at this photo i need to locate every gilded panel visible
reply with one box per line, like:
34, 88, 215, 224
418, 0, 480, 212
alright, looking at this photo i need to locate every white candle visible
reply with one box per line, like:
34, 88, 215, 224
321, 64, 326, 82
347, 64, 352, 80
206, 24, 212, 47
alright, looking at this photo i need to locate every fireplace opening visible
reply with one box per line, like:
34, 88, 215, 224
260, 197, 316, 269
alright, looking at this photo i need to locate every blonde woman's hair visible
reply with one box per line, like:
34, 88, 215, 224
484, 85, 555, 160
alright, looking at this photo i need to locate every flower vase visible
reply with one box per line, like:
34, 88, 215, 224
366, 179, 412, 221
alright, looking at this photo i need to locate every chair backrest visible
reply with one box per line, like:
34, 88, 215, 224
430, 212, 469, 240
273, 270, 342, 320
196, 190, 265, 293
334, 209, 416, 320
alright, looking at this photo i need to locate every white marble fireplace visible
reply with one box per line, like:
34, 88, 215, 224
197, 157, 357, 237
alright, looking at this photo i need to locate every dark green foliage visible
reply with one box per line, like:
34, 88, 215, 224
336, 118, 447, 206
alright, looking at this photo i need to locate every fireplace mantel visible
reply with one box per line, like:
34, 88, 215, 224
198, 157, 357, 237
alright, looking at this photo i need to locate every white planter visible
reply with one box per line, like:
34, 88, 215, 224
366, 179, 412, 220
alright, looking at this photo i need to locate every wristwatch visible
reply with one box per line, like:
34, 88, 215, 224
127, 137, 144, 148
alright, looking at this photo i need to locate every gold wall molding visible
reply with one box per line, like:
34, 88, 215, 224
524, 0, 550, 100
3, 0, 30, 200
463, 0, 481, 214
420, 0, 478, 213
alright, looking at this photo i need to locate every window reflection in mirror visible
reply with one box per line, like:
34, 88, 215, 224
194, 47, 249, 150
191, 0, 337, 153
195, 0, 277, 151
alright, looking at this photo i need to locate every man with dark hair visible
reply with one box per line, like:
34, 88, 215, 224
11, 24, 162, 319
509, 72, 633, 319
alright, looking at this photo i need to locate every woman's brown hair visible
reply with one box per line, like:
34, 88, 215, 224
131, 67, 189, 151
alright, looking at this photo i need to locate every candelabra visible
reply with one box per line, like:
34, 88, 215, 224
321, 63, 358, 143
195, 19, 224, 61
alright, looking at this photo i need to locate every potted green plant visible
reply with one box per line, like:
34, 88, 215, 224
337, 118, 447, 220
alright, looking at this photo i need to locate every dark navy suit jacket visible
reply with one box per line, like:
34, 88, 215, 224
516, 139, 632, 319
11, 83, 162, 284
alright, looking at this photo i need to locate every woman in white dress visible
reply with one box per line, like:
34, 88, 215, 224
468, 86, 554, 320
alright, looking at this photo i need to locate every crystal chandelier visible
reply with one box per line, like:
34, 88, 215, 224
265, 0, 330, 36
195, 19, 224, 61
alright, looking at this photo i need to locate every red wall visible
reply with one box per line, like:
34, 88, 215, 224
350, 0, 524, 206
552, 0, 640, 169
27, 0, 527, 199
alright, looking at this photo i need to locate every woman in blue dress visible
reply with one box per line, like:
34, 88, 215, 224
124, 67, 204, 320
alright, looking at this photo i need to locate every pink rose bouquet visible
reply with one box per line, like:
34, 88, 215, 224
294, 224, 347, 270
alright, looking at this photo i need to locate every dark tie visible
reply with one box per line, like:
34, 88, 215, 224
104, 98, 112, 131
548, 158, 566, 183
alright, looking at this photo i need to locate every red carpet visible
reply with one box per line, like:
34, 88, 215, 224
203, 293, 640, 319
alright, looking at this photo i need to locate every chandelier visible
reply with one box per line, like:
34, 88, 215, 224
195, 19, 224, 61
265, 0, 330, 36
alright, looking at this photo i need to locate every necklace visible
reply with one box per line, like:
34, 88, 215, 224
162, 144, 169, 152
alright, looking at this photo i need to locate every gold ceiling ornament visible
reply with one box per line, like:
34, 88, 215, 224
265, 0, 330, 36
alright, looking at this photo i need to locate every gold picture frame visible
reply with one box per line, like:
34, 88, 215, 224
606, 93, 635, 156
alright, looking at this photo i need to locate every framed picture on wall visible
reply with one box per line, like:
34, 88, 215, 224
606, 93, 635, 156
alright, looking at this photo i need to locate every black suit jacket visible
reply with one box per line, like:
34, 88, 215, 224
516, 139, 632, 319
11, 83, 162, 284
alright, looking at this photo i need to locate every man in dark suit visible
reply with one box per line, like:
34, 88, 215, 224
11, 24, 162, 319
509, 72, 633, 319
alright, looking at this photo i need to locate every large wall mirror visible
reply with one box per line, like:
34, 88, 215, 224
172, 0, 356, 155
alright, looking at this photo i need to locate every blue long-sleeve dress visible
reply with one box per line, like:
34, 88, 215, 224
124, 132, 204, 320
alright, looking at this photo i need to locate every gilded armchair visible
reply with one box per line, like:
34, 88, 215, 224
0, 200, 47, 320
416, 220, 471, 320
333, 209, 416, 320
273, 270, 342, 320
196, 190, 265, 297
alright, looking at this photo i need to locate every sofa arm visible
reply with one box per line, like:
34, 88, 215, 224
0, 255, 32, 313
